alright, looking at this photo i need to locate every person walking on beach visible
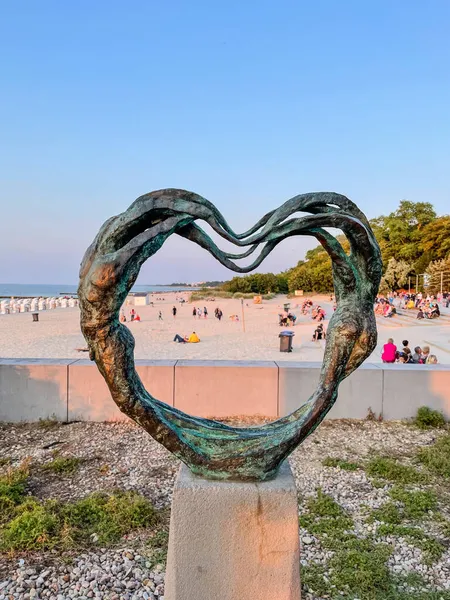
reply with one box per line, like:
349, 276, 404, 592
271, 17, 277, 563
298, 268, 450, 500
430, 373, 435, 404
158, 311, 163, 321
203, 306, 208, 318
197, 307, 202, 318
193, 307, 197, 318
172, 306, 177, 318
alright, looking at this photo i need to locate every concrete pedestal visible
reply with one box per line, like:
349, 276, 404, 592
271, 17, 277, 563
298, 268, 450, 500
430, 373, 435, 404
164, 461, 301, 600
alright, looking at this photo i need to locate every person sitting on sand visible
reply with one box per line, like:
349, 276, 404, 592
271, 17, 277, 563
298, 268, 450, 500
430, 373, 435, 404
135, 314, 141, 322
188, 331, 200, 343
120, 311, 126, 323
312, 323, 326, 341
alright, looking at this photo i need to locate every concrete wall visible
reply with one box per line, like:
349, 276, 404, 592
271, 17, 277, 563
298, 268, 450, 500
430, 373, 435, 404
0, 359, 449, 422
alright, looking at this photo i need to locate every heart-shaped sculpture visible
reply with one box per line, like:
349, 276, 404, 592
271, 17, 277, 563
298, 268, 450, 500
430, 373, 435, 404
78, 189, 382, 481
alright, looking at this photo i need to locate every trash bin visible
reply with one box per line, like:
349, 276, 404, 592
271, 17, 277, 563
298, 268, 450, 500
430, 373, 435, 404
279, 330, 294, 352
32, 312, 39, 322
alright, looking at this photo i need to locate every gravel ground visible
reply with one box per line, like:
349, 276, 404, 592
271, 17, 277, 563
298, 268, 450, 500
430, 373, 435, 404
1, 420, 449, 599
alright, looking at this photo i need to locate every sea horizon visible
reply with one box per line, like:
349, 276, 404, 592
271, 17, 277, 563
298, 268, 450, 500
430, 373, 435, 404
0, 283, 198, 298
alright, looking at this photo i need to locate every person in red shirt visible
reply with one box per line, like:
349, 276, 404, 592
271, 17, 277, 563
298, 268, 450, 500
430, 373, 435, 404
381, 338, 397, 363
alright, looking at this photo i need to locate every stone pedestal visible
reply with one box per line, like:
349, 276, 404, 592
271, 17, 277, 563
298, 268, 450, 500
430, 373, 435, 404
164, 461, 301, 600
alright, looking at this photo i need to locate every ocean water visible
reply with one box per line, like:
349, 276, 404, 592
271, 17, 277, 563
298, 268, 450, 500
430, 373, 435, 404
0, 283, 196, 298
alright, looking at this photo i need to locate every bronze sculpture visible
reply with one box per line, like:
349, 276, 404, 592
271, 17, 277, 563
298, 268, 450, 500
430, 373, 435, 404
78, 189, 382, 481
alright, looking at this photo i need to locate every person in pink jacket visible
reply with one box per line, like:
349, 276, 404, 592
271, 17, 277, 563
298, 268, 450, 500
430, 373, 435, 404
381, 338, 397, 363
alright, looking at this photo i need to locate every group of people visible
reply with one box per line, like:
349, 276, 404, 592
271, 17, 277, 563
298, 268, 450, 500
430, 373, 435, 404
375, 298, 398, 318
416, 301, 441, 320
375, 292, 444, 320
278, 312, 297, 326
120, 308, 141, 323
311, 305, 326, 321
193, 306, 209, 318
381, 338, 438, 364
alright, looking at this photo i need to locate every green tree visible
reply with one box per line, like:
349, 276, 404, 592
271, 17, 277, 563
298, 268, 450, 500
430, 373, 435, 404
426, 257, 450, 294
370, 200, 436, 265
420, 216, 450, 260
380, 258, 413, 291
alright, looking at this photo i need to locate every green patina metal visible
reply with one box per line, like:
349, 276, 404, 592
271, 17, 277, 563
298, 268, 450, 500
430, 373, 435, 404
78, 189, 382, 481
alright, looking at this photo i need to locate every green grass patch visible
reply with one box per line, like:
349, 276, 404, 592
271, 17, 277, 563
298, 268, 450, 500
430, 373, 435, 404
369, 502, 403, 524
299, 489, 353, 538
389, 487, 437, 519
322, 456, 360, 471
0, 489, 161, 552
414, 407, 446, 430
366, 457, 428, 484
417, 435, 450, 478
0, 462, 30, 524
147, 526, 169, 566
42, 456, 84, 475
301, 535, 393, 599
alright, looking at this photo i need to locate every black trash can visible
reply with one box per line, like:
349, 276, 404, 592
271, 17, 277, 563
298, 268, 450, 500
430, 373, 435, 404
32, 312, 39, 322
279, 330, 294, 352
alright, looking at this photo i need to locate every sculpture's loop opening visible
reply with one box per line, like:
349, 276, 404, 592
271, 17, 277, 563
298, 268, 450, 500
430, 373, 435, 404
78, 189, 382, 481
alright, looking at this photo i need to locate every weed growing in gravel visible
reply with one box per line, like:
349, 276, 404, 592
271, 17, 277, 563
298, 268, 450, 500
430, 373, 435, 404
389, 486, 437, 519
299, 489, 353, 537
414, 407, 446, 430
322, 456, 360, 471
300, 488, 449, 599
366, 457, 428, 484
0, 458, 11, 467
147, 526, 169, 566
0, 461, 30, 524
369, 502, 403, 524
417, 435, 450, 478
0, 491, 161, 552
368, 485, 444, 565
37, 416, 60, 429
42, 456, 84, 475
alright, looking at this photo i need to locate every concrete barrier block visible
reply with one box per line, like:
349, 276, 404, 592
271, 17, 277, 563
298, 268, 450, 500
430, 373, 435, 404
68, 360, 175, 421
165, 462, 301, 600
0, 359, 72, 422
174, 360, 278, 418
382, 364, 450, 420
277, 362, 383, 419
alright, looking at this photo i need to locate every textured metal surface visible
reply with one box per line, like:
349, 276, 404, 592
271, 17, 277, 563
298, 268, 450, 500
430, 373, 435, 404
78, 189, 382, 481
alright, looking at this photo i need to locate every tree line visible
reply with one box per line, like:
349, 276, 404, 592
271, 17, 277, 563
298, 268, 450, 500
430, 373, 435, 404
221, 201, 450, 295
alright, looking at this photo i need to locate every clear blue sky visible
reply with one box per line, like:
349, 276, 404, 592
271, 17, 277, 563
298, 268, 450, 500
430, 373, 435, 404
1, 1, 449, 284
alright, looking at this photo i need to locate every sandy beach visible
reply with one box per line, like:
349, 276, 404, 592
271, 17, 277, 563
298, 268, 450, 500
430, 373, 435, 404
1, 292, 450, 364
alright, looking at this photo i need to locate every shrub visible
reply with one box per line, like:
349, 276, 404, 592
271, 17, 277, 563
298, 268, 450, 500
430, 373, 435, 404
414, 407, 446, 430
0, 491, 160, 552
